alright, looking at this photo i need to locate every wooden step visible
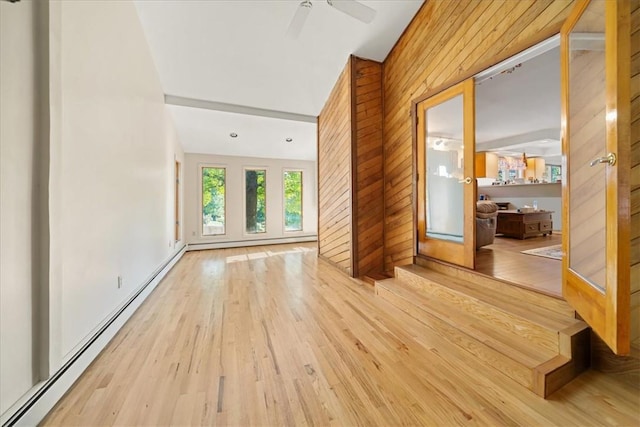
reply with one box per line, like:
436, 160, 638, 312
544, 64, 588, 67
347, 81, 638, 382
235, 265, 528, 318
381, 277, 558, 360
375, 264, 590, 398
396, 265, 576, 338
415, 257, 575, 318
361, 271, 393, 287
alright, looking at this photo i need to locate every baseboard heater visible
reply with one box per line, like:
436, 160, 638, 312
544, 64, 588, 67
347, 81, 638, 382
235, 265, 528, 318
188, 235, 318, 250
2, 245, 186, 427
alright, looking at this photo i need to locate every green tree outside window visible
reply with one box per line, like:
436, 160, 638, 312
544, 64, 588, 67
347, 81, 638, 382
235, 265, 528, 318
202, 167, 225, 235
246, 169, 266, 233
284, 171, 302, 231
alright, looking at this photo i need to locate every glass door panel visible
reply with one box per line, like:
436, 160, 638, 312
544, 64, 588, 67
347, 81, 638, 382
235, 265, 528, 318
425, 95, 465, 243
567, 0, 607, 292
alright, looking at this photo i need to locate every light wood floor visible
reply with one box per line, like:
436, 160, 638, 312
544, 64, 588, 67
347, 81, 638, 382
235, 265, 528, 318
42, 243, 639, 426
476, 233, 563, 297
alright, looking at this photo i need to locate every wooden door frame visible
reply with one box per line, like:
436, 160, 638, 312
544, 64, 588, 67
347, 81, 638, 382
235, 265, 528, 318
561, 0, 631, 355
410, 27, 566, 263
415, 80, 476, 268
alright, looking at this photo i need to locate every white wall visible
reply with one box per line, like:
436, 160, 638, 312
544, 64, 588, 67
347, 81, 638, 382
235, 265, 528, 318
0, 0, 46, 414
46, 0, 185, 368
0, 0, 185, 417
185, 153, 317, 248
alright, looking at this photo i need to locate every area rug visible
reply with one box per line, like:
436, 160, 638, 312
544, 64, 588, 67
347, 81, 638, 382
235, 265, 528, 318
521, 244, 563, 260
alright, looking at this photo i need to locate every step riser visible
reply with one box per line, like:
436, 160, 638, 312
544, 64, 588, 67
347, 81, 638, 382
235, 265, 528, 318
376, 284, 534, 389
394, 268, 559, 354
533, 326, 590, 397
414, 258, 575, 318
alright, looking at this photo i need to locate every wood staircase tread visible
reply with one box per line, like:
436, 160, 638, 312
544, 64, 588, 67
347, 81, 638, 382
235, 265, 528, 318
367, 293, 544, 395
374, 264, 591, 398
397, 264, 579, 331
375, 281, 536, 389
392, 268, 573, 351
400, 264, 571, 317
376, 278, 557, 367
413, 259, 575, 318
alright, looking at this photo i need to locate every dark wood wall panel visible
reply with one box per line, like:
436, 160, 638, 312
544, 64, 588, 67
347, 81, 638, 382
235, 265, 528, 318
382, 0, 574, 270
630, 0, 639, 345
318, 61, 352, 274
353, 57, 384, 277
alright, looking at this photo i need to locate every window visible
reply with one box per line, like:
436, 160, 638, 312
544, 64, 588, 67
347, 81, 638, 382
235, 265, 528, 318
245, 169, 266, 233
202, 167, 226, 235
283, 170, 303, 231
548, 165, 562, 183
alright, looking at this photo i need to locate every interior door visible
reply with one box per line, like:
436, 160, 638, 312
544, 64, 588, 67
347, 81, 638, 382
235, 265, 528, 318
416, 79, 476, 268
561, 0, 631, 354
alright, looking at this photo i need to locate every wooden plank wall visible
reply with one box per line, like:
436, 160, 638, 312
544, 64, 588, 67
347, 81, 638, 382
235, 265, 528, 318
318, 60, 352, 274
382, 0, 574, 270
352, 57, 384, 277
630, 0, 639, 347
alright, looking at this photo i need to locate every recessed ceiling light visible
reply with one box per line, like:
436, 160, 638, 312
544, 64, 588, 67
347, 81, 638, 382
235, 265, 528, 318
285, 138, 293, 142
230, 132, 238, 138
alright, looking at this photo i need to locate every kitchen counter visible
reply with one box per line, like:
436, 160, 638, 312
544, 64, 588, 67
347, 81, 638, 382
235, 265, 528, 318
478, 183, 562, 231
478, 182, 561, 198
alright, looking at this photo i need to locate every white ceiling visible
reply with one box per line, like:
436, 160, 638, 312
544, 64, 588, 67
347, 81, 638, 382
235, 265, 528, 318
475, 45, 560, 146
135, 2, 561, 163
477, 44, 561, 164
168, 104, 317, 160
134, 0, 425, 160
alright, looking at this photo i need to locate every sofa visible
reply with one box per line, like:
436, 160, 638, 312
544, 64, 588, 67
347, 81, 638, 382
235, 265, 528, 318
476, 201, 499, 249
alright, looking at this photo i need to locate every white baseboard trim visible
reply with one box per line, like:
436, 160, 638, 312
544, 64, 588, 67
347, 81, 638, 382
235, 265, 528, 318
1, 245, 187, 427
187, 235, 318, 251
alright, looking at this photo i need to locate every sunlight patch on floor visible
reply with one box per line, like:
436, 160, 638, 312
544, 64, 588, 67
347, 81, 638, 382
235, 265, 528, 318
226, 246, 316, 264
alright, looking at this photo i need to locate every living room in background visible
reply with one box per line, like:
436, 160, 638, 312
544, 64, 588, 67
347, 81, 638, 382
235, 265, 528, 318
245, 169, 267, 234
471, 36, 563, 297
202, 166, 226, 236
283, 170, 303, 232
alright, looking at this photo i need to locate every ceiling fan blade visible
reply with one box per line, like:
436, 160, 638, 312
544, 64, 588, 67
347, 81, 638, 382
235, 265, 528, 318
327, 0, 376, 24
286, 1, 313, 39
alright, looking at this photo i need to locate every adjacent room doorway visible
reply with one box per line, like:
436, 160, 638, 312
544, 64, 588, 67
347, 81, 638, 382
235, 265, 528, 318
416, 36, 564, 297
414, 0, 631, 355
472, 37, 563, 297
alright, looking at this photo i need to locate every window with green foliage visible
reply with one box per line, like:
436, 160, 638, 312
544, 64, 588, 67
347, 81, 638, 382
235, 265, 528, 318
245, 169, 266, 233
550, 165, 562, 183
284, 170, 303, 231
202, 167, 226, 235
